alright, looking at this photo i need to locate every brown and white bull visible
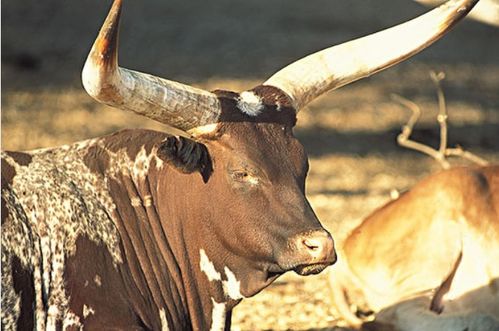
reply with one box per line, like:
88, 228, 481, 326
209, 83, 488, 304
330, 166, 499, 331
1, 0, 479, 329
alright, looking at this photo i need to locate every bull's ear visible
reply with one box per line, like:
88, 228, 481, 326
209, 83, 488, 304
157, 136, 212, 182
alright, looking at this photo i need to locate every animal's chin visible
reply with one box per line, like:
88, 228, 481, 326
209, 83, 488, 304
293, 263, 330, 276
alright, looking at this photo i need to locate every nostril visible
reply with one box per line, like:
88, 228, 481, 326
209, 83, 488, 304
295, 230, 336, 264
302, 238, 320, 251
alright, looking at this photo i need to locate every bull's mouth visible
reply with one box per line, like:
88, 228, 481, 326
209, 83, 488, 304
293, 262, 331, 276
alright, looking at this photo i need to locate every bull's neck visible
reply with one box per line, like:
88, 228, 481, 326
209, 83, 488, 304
91, 131, 234, 330
88, 129, 270, 330
148, 164, 245, 330
90, 133, 187, 329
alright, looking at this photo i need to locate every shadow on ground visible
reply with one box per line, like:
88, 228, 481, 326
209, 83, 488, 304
297, 123, 499, 157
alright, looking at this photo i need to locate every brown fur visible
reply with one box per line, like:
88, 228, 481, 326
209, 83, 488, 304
330, 166, 499, 330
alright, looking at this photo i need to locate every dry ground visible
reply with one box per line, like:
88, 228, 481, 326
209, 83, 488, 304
2, 0, 499, 330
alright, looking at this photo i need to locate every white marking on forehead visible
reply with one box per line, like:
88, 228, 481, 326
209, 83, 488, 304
210, 298, 226, 331
200, 249, 222, 281
246, 174, 260, 186
222, 267, 243, 300
159, 308, 170, 331
188, 123, 219, 137
94, 274, 102, 287
237, 91, 264, 116
83, 304, 95, 318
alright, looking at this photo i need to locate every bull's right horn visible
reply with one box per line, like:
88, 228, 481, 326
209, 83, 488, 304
82, 0, 222, 132
263, 0, 480, 111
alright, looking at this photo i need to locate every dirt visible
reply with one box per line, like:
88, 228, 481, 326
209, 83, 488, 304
2, 0, 498, 330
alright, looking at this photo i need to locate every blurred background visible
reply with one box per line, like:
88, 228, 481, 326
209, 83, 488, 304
2, 0, 498, 329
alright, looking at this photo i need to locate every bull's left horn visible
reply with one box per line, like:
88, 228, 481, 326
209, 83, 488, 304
82, 0, 222, 131
263, 0, 479, 111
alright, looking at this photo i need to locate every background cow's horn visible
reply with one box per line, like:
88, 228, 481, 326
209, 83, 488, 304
82, 0, 222, 131
263, 0, 479, 111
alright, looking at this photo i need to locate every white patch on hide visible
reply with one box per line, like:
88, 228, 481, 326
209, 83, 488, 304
237, 91, 264, 116
152, 146, 165, 170
94, 274, 102, 287
131, 145, 165, 181
200, 249, 221, 282
222, 267, 243, 300
143, 195, 153, 207
199, 249, 245, 300
159, 308, 170, 331
132, 146, 152, 181
210, 298, 226, 331
62, 309, 81, 330
130, 196, 142, 207
83, 304, 95, 318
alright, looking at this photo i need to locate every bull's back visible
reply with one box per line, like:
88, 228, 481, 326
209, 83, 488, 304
1, 147, 142, 329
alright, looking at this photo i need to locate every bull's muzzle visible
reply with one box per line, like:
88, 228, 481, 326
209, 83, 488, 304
292, 230, 337, 275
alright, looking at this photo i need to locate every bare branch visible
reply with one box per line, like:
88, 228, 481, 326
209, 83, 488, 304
446, 146, 489, 166
392, 71, 489, 169
430, 71, 448, 155
391, 93, 450, 169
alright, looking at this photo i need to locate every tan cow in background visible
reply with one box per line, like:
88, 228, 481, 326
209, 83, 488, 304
331, 166, 499, 330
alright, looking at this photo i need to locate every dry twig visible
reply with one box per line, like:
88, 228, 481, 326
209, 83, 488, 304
392, 71, 489, 169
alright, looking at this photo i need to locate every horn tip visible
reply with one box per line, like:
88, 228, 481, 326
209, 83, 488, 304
87, 0, 123, 67
82, 0, 123, 101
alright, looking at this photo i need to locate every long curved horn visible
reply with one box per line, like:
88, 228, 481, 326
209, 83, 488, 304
82, 0, 221, 131
263, 0, 479, 110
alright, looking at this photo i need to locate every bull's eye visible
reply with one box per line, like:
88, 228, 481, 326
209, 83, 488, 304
231, 170, 259, 185
233, 171, 248, 180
